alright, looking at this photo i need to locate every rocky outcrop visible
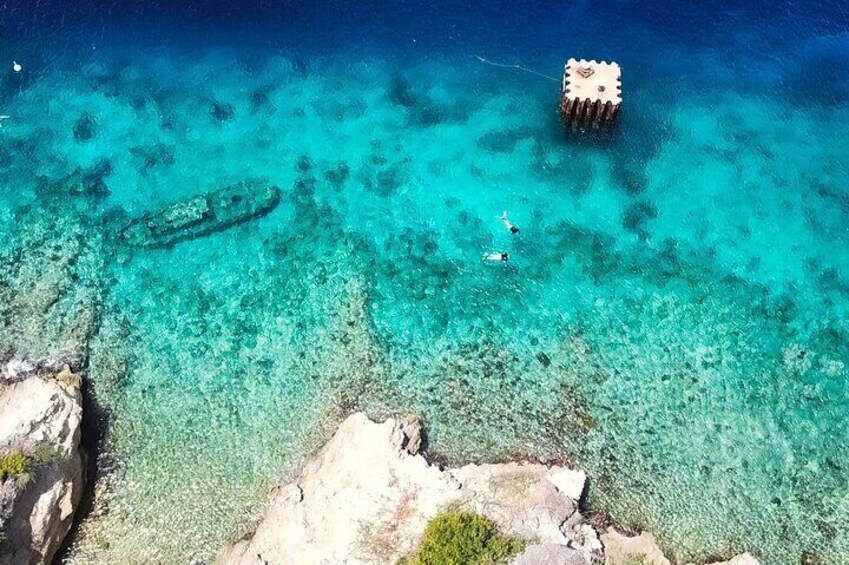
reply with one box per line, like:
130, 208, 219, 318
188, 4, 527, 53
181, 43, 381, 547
600, 528, 760, 565
218, 413, 759, 565
601, 530, 672, 565
708, 556, 760, 565
218, 412, 599, 565
0, 206, 103, 367
0, 361, 85, 565
513, 543, 589, 565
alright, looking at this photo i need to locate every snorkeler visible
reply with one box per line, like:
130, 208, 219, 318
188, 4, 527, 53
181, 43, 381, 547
483, 251, 509, 263
500, 211, 520, 234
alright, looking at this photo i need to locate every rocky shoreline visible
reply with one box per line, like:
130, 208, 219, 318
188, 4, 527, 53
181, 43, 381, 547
218, 412, 759, 565
0, 355, 760, 565
0, 361, 85, 565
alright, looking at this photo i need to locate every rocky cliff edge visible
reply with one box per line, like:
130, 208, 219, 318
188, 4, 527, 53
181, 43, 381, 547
0, 359, 85, 565
218, 412, 758, 565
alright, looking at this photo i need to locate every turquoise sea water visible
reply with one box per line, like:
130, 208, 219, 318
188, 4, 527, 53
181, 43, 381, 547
2, 2, 849, 563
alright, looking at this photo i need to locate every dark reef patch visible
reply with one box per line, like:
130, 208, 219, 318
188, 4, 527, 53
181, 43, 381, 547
477, 127, 535, 154
35, 160, 112, 200
129, 143, 175, 172
250, 84, 276, 112
374, 166, 404, 197
410, 103, 447, 127
210, 100, 236, 122
607, 104, 673, 196
73, 114, 98, 142
621, 201, 658, 237
360, 158, 410, 198
387, 74, 467, 127
324, 162, 350, 190
544, 221, 621, 284
297, 155, 312, 173
292, 58, 310, 77
388, 75, 417, 108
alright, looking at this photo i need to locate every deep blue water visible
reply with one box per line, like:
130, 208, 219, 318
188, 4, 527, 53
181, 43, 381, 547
2, 1, 849, 563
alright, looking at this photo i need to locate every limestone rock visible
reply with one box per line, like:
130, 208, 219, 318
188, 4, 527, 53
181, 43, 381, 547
218, 413, 592, 565
452, 462, 577, 545
218, 413, 757, 565
698, 554, 760, 565
601, 529, 671, 565
601, 528, 761, 565
567, 522, 604, 556
0, 363, 85, 565
397, 414, 422, 455
548, 467, 587, 502
218, 413, 462, 565
512, 543, 590, 565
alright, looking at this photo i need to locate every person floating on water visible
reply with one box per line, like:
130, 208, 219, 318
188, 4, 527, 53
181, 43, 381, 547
500, 211, 520, 234
483, 251, 509, 263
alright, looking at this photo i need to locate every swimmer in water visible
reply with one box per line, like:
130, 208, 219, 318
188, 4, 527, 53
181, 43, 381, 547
483, 251, 509, 263
500, 211, 520, 234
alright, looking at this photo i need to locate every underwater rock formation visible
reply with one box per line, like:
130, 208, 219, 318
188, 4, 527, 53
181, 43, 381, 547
129, 142, 176, 172
621, 200, 659, 236
599, 528, 760, 565
119, 178, 281, 248
388, 75, 417, 108
210, 101, 236, 122
0, 208, 104, 365
385, 74, 464, 127
217, 412, 598, 565
217, 413, 759, 565
0, 362, 85, 565
72, 114, 98, 142
35, 160, 112, 200
600, 530, 672, 564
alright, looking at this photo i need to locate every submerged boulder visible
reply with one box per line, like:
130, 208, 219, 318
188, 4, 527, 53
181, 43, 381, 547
210, 101, 236, 122
72, 114, 97, 142
35, 160, 112, 200
600, 530, 672, 565
599, 528, 760, 565
129, 142, 176, 171
0, 362, 85, 565
388, 75, 418, 108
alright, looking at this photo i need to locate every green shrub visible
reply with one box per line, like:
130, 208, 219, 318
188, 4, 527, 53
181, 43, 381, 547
31, 444, 59, 465
0, 450, 30, 483
399, 509, 526, 565
621, 555, 652, 565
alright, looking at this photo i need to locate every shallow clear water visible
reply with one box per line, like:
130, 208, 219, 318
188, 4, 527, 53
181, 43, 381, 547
1, 1, 849, 563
